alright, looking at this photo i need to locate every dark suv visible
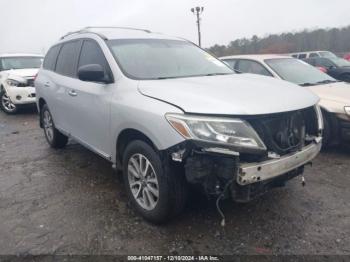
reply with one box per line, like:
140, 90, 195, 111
303, 57, 350, 82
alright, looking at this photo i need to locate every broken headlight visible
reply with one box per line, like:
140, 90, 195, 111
166, 113, 266, 150
6, 79, 21, 87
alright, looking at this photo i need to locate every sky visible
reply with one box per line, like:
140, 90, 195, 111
0, 0, 349, 54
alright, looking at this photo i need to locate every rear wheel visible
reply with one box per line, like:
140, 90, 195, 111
41, 104, 68, 148
122, 140, 188, 223
0, 90, 18, 114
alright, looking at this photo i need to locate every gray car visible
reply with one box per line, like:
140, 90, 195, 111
35, 27, 323, 223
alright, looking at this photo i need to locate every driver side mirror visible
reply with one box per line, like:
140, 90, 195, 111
78, 64, 111, 83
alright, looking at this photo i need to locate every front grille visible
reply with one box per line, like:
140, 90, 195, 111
17, 82, 27, 87
27, 78, 35, 87
247, 107, 319, 156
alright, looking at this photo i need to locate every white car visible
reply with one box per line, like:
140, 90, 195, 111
0, 54, 43, 114
288, 51, 337, 59
220, 54, 350, 146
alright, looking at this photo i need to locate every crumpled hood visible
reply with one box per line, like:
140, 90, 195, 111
308, 81, 350, 105
138, 74, 319, 115
3, 68, 39, 81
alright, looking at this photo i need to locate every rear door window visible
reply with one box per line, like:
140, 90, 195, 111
55, 40, 82, 77
43, 45, 61, 71
298, 54, 307, 59
236, 60, 272, 76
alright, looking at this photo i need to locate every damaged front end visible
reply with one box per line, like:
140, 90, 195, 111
165, 106, 323, 203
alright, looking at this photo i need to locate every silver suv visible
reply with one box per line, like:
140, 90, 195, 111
35, 27, 323, 223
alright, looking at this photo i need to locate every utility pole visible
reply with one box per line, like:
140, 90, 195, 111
191, 6, 204, 47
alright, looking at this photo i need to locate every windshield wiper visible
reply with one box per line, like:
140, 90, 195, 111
300, 79, 339, 86
204, 73, 233, 76
154, 76, 183, 80
315, 79, 339, 85
153, 73, 232, 80
300, 82, 316, 87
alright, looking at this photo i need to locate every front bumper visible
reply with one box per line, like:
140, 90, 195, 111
238, 139, 322, 186
6, 86, 36, 105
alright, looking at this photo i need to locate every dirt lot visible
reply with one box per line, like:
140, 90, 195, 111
0, 108, 349, 256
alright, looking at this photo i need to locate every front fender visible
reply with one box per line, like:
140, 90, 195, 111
110, 95, 185, 164
318, 98, 347, 115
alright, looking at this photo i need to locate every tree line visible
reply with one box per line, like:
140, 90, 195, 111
207, 25, 350, 57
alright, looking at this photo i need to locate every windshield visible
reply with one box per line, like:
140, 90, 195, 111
328, 57, 350, 67
319, 51, 337, 58
1, 56, 43, 70
265, 58, 336, 86
108, 39, 233, 80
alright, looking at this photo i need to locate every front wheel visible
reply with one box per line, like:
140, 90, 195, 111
122, 140, 188, 223
0, 90, 18, 114
41, 104, 68, 148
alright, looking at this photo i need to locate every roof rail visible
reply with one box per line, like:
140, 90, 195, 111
60, 29, 108, 40
84, 26, 151, 33
60, 26, 151, 40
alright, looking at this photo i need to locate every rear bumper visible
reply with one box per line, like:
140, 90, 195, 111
238, 139, 322, 186
6, 86, 36, 105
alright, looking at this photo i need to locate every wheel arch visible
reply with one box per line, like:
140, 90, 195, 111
116, 128, 158, 168
38, 98, 47, 128
38, 98, 47, 111
320, 106, 340, 145
0, 84, 7, 93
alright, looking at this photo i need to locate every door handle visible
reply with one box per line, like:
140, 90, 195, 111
68, 90, 77, 97
44, 82, 50, 87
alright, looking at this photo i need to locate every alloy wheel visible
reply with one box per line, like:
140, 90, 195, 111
1, 93, 16, 112
127, 153, 159, 210
43, 110, 54, 142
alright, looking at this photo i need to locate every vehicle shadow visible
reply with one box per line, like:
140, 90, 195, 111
18, 105, 38, 114
34, 141, 342, 255
0, 105, 37, 116
321, 144, 350, 155
62, 141, 295, 227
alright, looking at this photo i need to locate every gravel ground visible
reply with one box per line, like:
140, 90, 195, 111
0, 108, 349, 256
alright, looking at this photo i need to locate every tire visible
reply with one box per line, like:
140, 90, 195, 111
41, 104, 68, 148
122, 140, 188, 224
322, 111, 331, 148
0, 90, 18, 114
